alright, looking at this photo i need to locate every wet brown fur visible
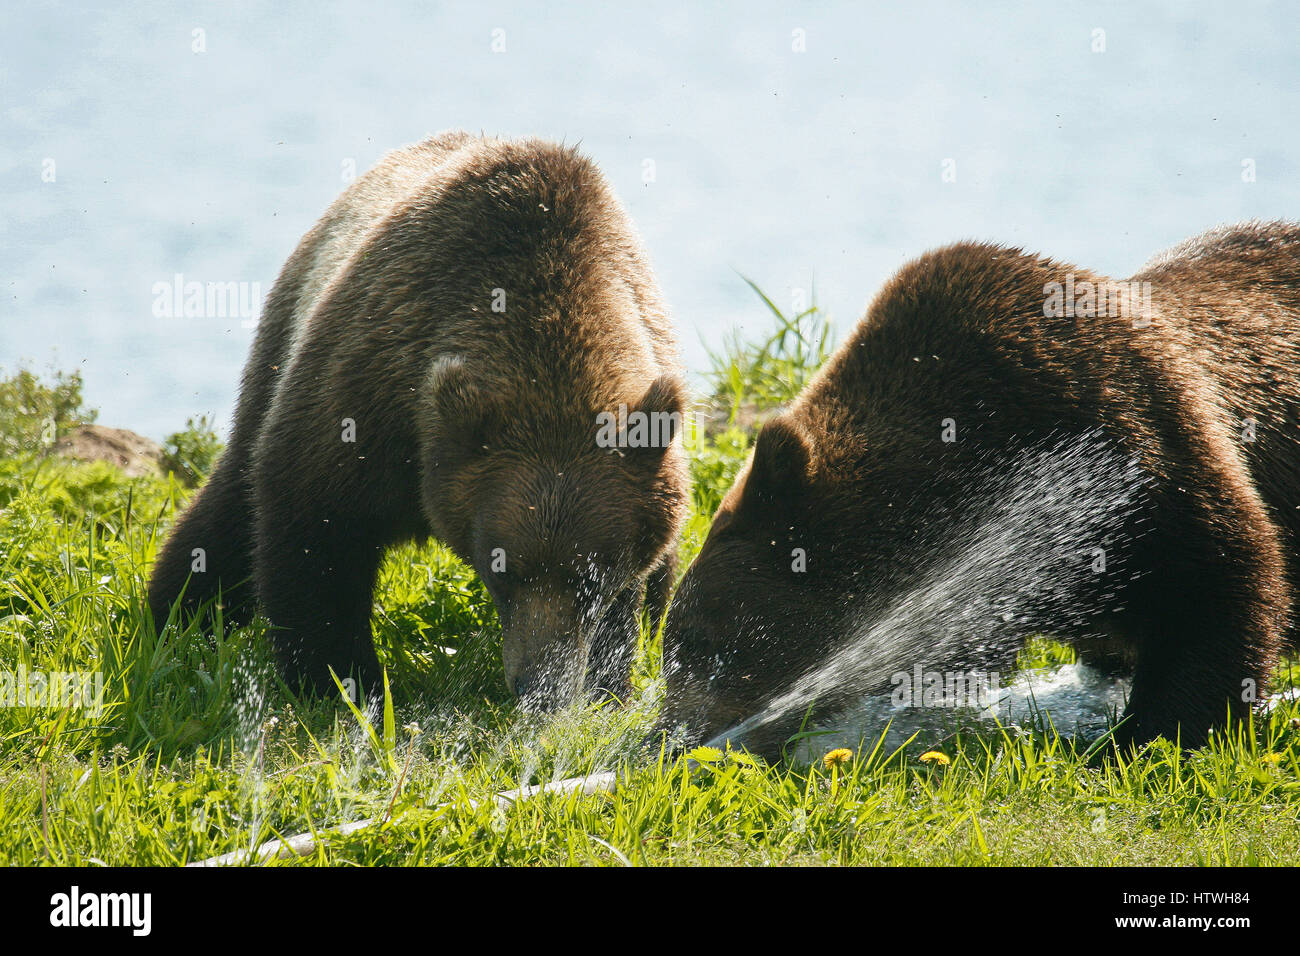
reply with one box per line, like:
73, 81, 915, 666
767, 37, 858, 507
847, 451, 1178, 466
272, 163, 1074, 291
148, 132, 689, 703
664, 221, 1300, 755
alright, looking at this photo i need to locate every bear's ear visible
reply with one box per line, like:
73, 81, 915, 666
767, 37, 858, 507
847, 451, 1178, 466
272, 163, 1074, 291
427, 355, 502, 453
744, 415, 811, 502
635, 373, 687, 449
603, 373, 688, 460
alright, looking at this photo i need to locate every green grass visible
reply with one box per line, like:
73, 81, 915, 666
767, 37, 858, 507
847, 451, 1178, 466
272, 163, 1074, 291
704, 276, 835, 423
2, 288, 1299, 866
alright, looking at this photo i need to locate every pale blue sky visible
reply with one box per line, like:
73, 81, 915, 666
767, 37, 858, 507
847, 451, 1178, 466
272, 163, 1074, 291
3, 1, 1298, 439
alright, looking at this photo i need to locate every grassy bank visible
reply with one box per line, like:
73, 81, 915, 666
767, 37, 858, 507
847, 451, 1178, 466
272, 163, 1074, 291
2, 295, 1298, 866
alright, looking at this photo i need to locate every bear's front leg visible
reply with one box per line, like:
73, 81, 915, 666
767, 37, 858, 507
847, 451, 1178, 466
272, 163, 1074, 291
1113, 592, 1283, 753
644, 550, 678, 629
253, 508, 387, 704
148, 452, 258, 631
1111, 489, 1288, 753
584, 582, 644, 703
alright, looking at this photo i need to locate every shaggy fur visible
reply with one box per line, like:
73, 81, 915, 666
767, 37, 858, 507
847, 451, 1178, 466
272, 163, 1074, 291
148, 132, 689, 705
662, 221, 1300, 756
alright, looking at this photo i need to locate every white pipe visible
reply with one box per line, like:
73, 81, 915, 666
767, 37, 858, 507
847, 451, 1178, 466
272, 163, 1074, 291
187, 770, 620, 867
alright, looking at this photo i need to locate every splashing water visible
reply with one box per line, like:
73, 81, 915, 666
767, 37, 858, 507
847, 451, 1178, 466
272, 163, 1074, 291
229, 652, 271, 755
786, 661, 1132, 760
705, 431, 1150, 754
375, 555, 663, 788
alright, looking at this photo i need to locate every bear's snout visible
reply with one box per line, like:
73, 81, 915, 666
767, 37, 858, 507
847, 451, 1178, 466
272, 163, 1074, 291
501, 595, 589, 711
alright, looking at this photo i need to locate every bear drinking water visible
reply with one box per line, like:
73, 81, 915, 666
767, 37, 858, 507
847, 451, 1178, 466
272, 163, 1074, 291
662, 222, 1300, 757
148, 132, 689, 707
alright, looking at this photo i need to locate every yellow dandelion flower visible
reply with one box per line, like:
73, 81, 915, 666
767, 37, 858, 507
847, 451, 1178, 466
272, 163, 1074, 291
1262, 753, 1284, 764
919, 751, 951, 766
823, 748, 853, 769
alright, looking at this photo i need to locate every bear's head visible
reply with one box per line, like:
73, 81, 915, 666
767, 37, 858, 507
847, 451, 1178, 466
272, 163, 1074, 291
423, 356, 688, 710
658, 413, 879, 757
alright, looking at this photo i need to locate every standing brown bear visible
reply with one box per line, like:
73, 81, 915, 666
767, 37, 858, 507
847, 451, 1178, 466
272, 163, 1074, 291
662, 222, 1300, 757
149, 132, 689, 707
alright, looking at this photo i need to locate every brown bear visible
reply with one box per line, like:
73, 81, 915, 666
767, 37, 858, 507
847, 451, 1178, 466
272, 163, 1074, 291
148, 131, 689, 708
661, 221, 1300, 758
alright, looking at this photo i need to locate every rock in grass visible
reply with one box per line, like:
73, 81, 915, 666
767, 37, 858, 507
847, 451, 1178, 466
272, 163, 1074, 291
48, 424, 163, 478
